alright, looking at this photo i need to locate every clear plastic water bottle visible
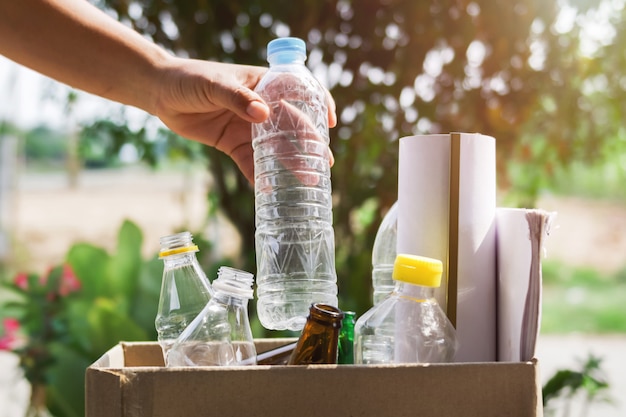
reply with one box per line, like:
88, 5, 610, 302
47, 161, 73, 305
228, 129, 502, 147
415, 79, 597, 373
155, 231, 212, 358
166, 266, 256, 367
372, 201, 398, 305
354, 254, 458, 364
252, 37, 338, 331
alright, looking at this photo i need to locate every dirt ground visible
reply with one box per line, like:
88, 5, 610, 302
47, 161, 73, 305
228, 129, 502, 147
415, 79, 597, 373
6, 166, 626, 275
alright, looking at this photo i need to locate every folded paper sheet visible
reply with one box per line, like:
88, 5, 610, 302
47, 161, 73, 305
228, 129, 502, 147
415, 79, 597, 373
496, 208, 555, 362
397, 133, 497, 362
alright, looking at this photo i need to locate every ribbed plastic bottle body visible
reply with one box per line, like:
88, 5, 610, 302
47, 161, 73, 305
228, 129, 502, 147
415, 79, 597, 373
253, 38, 337, 331
371, 201, 398, 304
167, 267, 256, 367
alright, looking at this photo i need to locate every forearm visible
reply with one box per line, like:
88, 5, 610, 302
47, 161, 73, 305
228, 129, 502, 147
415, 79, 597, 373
0, 0, 170, 114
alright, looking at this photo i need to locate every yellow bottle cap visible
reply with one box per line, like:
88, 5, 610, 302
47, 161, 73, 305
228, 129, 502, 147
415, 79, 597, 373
392, 254, 443, 288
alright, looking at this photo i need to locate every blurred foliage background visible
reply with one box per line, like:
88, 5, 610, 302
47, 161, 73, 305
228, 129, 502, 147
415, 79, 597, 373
1, 0, 626, 416
91, 0, 626, 316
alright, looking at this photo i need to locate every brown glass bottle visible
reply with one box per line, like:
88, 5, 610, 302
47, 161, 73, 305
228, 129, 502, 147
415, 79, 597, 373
287, 303, 344, 365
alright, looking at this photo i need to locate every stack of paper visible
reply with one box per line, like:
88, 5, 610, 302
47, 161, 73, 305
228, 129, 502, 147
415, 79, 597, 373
496, 208, 555, 362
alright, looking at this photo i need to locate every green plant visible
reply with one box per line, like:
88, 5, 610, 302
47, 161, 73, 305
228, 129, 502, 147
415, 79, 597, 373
0, 220, 164, 417
543, 354, 612, 417
49, 220, 163, 417
541, 260, 626, 333
0, 264, 82, 417
23, 126, 68, 164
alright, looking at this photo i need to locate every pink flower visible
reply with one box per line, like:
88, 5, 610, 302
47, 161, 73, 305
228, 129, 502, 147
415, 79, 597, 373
0, 318, 21, 351
14, 273, 28, 290
58, 264, 81, 296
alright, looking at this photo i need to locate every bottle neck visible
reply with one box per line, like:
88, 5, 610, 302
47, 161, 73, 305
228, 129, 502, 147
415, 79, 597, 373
288, 303, 344, 365
212, 267, 254, 300
394, 281, 436, 301
159, 232, 196, 254
212, 290, 249, 308
307, 303, 344, 329
161, 252, 199, 268
268, 52, 306, 66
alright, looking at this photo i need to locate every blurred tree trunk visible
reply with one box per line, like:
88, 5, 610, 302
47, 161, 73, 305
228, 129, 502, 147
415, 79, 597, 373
0, 129, 19, 265
65, 91, 80, 189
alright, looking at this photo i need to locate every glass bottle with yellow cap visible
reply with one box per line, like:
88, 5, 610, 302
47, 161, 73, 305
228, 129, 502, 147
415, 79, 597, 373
354, 254, 458, 364
155, 231, 213, 360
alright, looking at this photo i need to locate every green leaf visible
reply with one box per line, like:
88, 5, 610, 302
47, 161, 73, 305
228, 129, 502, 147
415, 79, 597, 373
47, 342, 92, 417
45, 265, 63, 295
108, 220, 143, 301
543, 370, 582, 405
66, 243, 110, 299
129, 256, 162, 340
85, 298, 148, 356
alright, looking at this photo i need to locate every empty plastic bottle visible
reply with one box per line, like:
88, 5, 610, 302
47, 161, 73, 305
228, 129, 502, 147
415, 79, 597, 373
372, 201, 398, 304
166, 266, 256, 367
253, 37, 338, 331
355, 254, 458, 364
155, 231, 212, 358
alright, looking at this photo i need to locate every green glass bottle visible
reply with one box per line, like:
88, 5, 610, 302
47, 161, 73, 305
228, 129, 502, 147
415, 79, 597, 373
338, 311, 356, 364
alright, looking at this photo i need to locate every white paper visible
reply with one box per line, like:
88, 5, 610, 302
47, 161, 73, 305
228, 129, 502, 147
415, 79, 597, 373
496, 208, 555, 362
397, 133, 497, 362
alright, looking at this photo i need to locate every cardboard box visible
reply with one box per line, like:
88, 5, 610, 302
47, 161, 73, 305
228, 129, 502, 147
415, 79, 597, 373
86, 339, 543, 417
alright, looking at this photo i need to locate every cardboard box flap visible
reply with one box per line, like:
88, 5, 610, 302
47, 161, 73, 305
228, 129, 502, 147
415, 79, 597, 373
91, 343, 125, 368
122, 342, 164, 367
90, 339, 299, 369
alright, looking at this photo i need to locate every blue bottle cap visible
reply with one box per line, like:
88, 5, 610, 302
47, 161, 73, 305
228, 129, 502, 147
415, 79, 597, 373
267, 37, 306, 63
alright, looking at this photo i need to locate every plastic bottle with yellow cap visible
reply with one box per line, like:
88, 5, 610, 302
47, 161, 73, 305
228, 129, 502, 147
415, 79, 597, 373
155, 231, 213, 360
354, 254, 458, 364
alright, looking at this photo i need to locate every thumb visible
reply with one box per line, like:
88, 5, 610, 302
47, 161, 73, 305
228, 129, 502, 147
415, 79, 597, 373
213, 82, 270, 123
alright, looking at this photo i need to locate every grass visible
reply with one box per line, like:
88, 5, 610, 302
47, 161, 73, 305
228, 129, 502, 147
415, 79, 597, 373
540, 260, 626, 334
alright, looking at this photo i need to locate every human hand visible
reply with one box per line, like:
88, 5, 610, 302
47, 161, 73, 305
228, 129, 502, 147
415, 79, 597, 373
153, 57, 336, 184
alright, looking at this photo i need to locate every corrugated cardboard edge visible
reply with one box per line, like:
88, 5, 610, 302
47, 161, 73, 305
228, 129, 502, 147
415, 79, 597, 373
87, 342, 543, 417
532, 358, 544, 417
86, 340, 299, 417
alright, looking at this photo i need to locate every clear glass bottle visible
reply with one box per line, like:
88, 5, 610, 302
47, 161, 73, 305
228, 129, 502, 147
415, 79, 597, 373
338, 311, 356, 364
355, 254, 458, 364
166, 266, 256, 367
155, 231, 212, 358
253, 37, 338, 331
372, 201, 398, 304
288, 303, 344, 365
